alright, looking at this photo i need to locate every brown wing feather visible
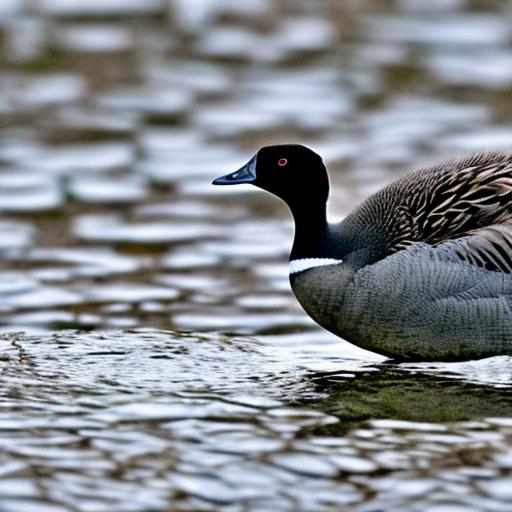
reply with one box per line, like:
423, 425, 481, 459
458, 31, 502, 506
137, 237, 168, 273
366, 152, 512, 272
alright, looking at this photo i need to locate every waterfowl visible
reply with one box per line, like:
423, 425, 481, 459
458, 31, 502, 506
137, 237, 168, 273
213, 145, 512, 361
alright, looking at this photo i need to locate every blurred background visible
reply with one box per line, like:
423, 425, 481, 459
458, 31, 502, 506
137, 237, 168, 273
3, 2, 512, 511
2, 0, 512, 335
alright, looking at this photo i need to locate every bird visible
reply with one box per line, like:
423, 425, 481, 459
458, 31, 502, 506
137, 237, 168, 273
213, 144, 512, 361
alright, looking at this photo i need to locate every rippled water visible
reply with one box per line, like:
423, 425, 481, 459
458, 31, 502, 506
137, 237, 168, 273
3, 329, 512, 512
2, 0, 512, 510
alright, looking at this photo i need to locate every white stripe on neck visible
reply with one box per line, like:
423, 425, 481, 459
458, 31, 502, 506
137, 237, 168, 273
289, 258, 343, 275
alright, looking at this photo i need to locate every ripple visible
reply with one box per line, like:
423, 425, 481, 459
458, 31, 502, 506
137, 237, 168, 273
39, 0, 166, 17
83, 283, 179, 303
139, 145, 246, 182
69, 175, 147, 204
275, 17, 337, 54
270, 452, 339, 477
56, 24, 133, 53
0, 273, 38, 302
198, 26, 280, 62
193, 102, 283, 137
439, 128, 512, 153
74, 214, 221, 244
428, 51, 512, 89
29, 248, 141, 276
147, 62, 232, 97
172, 311, 310, 332
19, 74, 86, 108
171, 0, 271, 33
160, 250, 221, 269
25, 143, 134, 175
2, 286, 82, 309
0, 173, 62, 212
364, 14, 509, 46
96, 87, 193, 122
0, 222, 34, 249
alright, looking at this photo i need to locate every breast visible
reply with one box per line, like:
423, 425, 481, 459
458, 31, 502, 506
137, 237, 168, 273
290, 262, 357, 340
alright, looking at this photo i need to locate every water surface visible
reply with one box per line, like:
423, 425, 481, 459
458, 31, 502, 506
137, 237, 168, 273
1, 0, 512, 510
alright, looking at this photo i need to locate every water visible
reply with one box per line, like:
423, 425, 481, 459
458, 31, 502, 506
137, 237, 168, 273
1, 0, 512, 510
2, 330, 512, 511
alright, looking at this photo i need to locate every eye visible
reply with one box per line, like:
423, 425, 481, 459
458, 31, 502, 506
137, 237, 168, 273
277, 158, 288, 167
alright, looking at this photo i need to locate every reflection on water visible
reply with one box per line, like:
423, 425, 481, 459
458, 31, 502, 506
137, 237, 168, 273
311, 363, 512, 428
2, 0, 512, 510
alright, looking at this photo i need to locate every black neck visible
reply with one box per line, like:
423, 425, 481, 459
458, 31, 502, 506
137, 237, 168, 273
289, 200, 391, 267
289, 199, 329, 260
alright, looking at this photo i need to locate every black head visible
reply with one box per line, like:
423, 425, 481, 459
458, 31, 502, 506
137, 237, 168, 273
212, 144, 329, 209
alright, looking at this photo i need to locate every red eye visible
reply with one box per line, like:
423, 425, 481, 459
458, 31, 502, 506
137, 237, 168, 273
278, 158, 288, 167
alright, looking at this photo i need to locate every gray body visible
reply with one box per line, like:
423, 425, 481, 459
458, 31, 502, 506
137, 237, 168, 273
291, 243, 512, 361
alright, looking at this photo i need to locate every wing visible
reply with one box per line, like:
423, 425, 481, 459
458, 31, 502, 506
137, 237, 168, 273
418, 158, 512, 244
384, 153, 512, 272
437, 221, 512, 273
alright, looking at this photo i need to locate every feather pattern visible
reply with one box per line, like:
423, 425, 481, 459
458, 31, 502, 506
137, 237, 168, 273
438, 222, 512, 273
362, 153, 512, 273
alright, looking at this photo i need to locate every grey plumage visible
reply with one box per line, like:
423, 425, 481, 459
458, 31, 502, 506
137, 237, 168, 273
292, 243, 512, 360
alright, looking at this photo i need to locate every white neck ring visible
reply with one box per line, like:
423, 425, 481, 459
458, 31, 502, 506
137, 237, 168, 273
289, 258, 343, 275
